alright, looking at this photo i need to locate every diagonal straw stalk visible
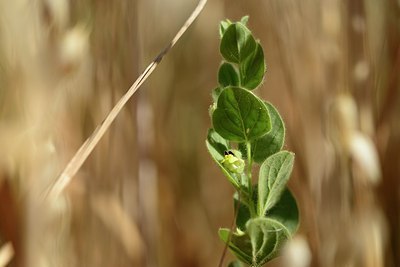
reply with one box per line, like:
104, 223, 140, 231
46, 0, 208, 199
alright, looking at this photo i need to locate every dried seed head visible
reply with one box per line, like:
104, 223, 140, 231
328, 94, 359, 151
354, 60, 370, 83
327, 94, 381, 184
0, 242, 14, 267
349, 132, 381, 184
283, 235, 312, 267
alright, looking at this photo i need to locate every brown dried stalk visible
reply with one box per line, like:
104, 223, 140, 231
45, 0, 208, 199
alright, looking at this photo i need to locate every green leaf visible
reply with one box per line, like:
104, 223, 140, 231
206, 128, 229, 160
219, 218, 291, 267
219, 228, 253, 265
258, 151, 295, 215
211, 87, 223, 104
210, 87, 223, 118
268, 188, 299, 235
247, 218, 290, 266
205, 129, 241, 190
234, 193, 251, 232
218, 62, 239, 87
220, 23, 257, 64
212, 87, 271, 142
240, 16, 249, 26
235, 187, 299, 236
239, 43, 265, 90
252, 102, 285, 163
219, 19, 232, 38
228, 260, 244, 267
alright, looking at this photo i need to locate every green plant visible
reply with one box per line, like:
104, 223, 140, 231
206, 17, 299, 267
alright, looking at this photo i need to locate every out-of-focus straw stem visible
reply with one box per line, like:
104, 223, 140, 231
45, 0, 208, 200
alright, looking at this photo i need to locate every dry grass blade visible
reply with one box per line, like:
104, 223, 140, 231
45, 0, 208, 199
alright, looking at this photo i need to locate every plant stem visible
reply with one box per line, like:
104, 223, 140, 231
217, 192, 242, 267
246, 141, 256, 217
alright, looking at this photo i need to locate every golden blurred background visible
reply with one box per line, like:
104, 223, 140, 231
0, 0, 399, 266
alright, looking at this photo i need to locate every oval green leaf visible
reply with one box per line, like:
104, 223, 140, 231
228, 260, 244, 267
239, 43, 266, 89
267, 188, 299, 235
219, 218, 291, 267
219, 228, 253, 265
240, 16, 249, 26
218, 62, 239, 87
234, 193, 251, 232
211, 87, 223, 104
258, 151, 295, 215
212, 87, 271, 142
220, 23, 257, 64
252, 102, 285, 163
234, 185, 299, 237
219, 19, 232, 38
246, 218, 290, 266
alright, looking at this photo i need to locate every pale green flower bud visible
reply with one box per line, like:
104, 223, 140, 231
221, 150, 245, 174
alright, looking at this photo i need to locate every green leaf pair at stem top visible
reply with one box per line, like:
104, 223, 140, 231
206, 17, 299, 267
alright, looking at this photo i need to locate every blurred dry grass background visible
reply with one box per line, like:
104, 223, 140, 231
0, 0, 399, 267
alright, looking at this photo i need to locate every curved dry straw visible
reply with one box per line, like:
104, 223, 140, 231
45, 0, 208, 200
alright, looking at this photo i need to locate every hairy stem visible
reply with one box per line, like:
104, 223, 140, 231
246, 141, 256, 217
218, 192, 241, 267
